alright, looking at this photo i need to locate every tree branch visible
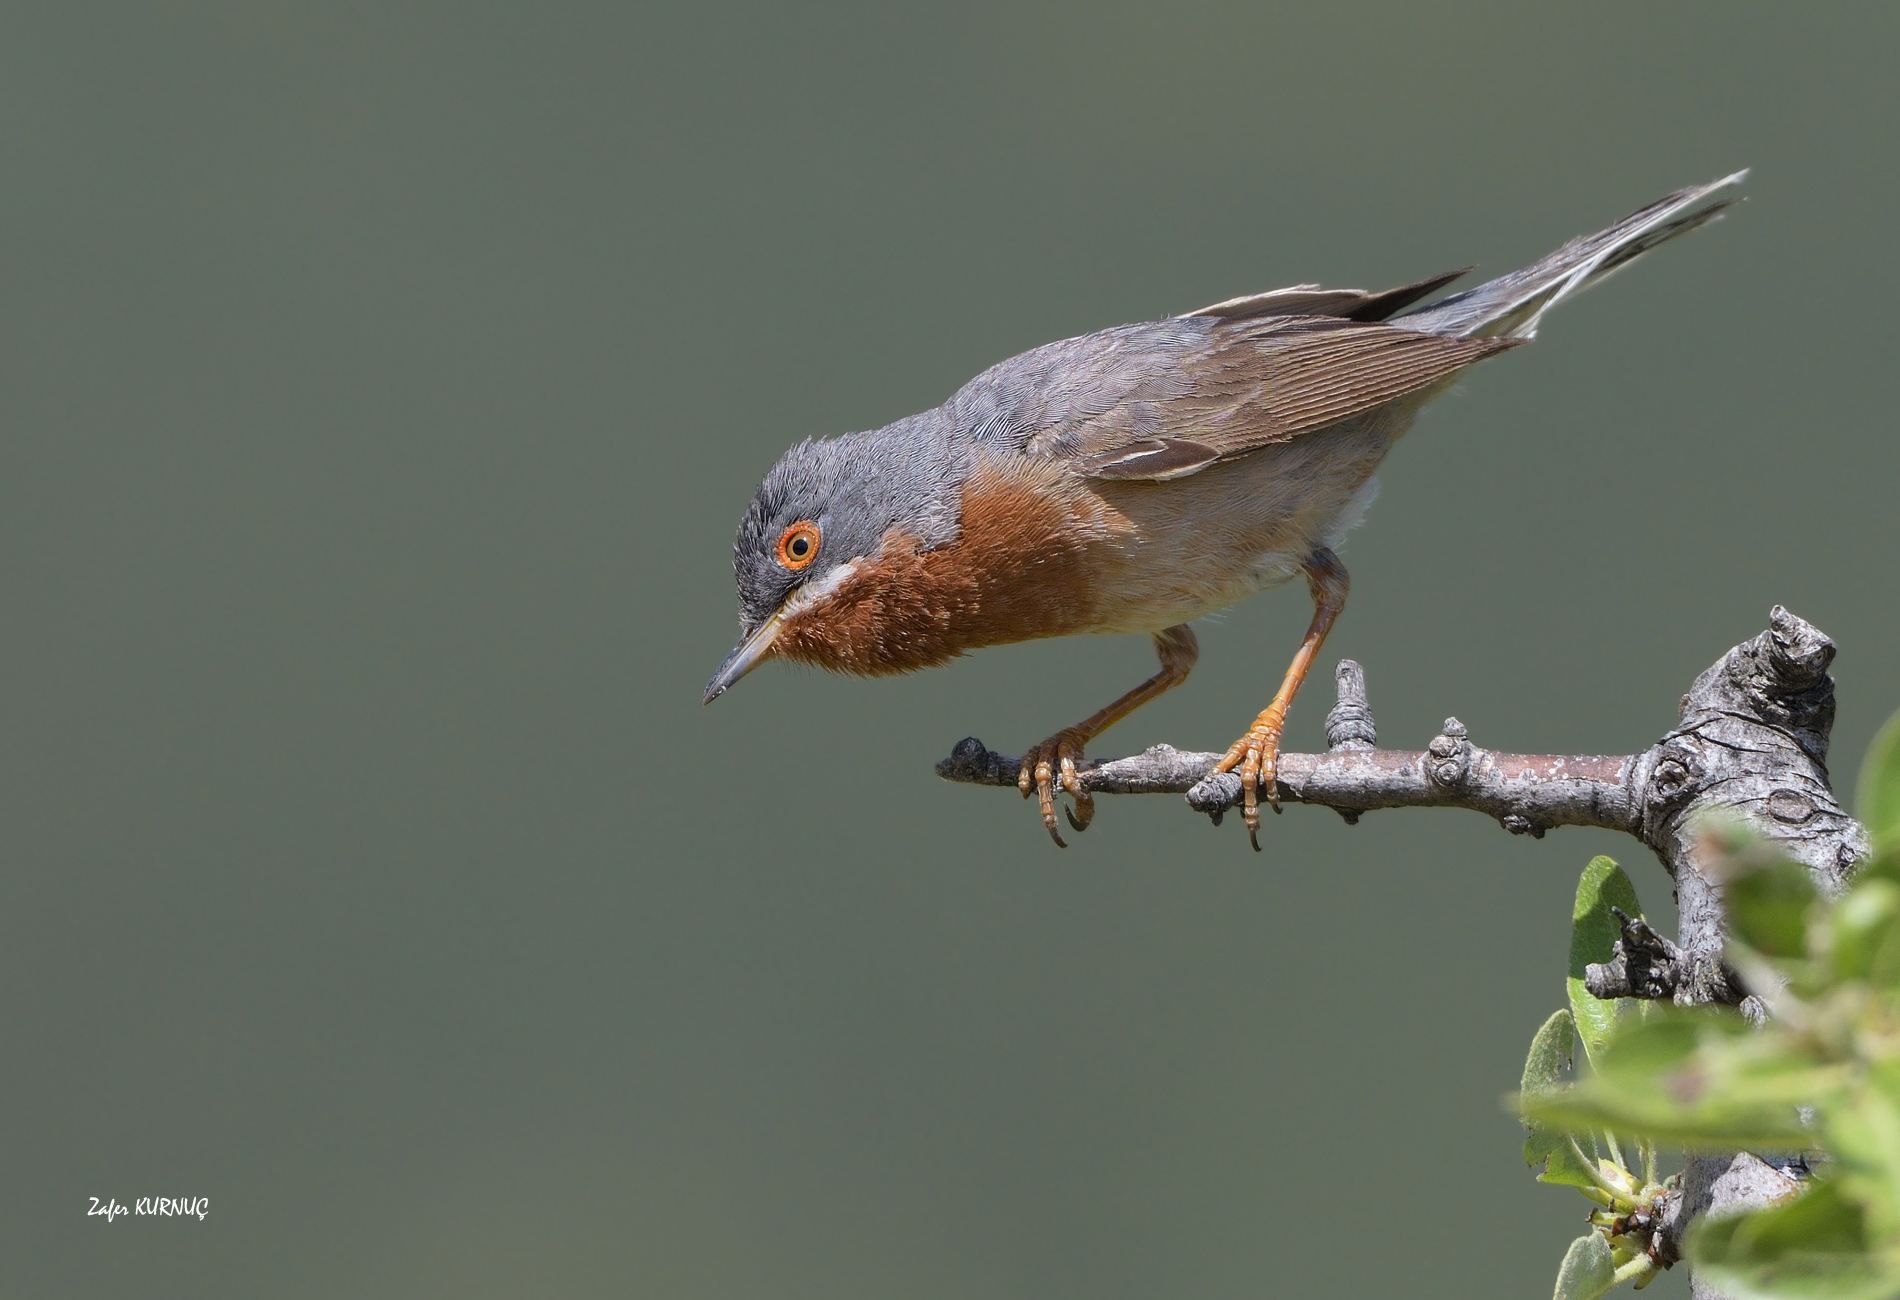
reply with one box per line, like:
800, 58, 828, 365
937, 666, 1640, 838
936, 606, 1871, 1296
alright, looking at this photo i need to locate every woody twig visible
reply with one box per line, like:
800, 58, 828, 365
939, 606, 1871, 1287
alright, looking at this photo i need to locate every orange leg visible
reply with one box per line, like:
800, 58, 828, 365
1019, 624, 1199, 847
1215, 548, 1350, 851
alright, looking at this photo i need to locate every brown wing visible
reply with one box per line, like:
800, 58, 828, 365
1183, 320, 1520, 454
948, 312, 1519, 480
1023, 318, 1517, 479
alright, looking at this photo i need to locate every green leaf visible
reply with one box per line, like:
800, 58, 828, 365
1524, 1008, 1577, 1097
1824, 1073, 1900, 1242
1858, 707, 1900, 860
1727, 858, 1821, 960
1522, 1008, 1582, 1172
1523, 1011, 1833, 1149
1523, 1120, 1564, 1173
1824, 879, 1900, 986
1553, 1231, 1616, 1300
1536, 1133, 1605, 1192
1692, 1178, 1900, 1300
1571, 857, 1644, 1067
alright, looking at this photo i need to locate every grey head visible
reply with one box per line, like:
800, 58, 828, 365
704, 411, 968, 702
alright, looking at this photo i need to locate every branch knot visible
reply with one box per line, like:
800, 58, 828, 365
1426, 718, 1472, 788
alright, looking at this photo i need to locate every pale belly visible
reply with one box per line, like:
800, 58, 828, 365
1079, 414, 1405, 634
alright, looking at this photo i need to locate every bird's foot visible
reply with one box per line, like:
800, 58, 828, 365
1017, 727, 1094, 847
1214, 720, 1284, 851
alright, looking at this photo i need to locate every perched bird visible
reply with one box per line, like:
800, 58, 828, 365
706, 174, 1744, 847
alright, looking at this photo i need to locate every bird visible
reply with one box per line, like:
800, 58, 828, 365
705, 174, 1745, 848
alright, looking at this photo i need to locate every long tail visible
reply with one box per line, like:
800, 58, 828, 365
1397, 172, 1746, 340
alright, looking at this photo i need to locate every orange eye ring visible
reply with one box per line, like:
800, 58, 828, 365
775, 521, 821, 570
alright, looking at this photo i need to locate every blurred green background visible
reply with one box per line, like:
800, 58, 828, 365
4, 3, 1895, 1296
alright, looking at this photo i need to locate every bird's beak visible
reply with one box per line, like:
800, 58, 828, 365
703, 611, 783, 704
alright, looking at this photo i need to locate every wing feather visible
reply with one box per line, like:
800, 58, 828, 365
1182, 267, 1472, 324
1221, 325, 1521, 449
1051, 319, 1519, 480
946, 312, 1519, 483
1073, 437, 1222, 482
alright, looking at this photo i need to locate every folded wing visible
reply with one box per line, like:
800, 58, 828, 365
949, 314, 1515, 481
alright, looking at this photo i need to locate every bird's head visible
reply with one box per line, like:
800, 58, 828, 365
704, 420, 965, 703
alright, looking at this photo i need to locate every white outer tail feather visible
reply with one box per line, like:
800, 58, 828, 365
1400, 171, 1748, 341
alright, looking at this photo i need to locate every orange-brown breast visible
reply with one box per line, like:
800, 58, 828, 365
772, 458, 1122, 676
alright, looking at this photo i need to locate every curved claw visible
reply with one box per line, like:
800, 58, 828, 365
1040, 779, 1066, 848
1019, 730, 1092, 848
1064, 788, 1095, 834
1238, 747, 1261, 850
1036, 748, 1065, 847
1216, 724, 1284, 853
1060, 751, 1094, 834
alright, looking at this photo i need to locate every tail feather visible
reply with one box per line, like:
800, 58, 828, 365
1398, 171, 1747, 340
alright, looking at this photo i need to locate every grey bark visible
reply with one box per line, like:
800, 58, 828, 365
937, 606, 1870, 1293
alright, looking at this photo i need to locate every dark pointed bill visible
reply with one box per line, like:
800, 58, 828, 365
702, 612, 783, 704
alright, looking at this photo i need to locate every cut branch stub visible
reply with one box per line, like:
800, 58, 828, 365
1324, 660, 1377, 752
1644, 606, 1865, 894
1649, 607, 1868, 1012
1584, 906, 1685, 1002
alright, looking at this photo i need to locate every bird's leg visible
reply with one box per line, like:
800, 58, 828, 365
1019, 624, 1198, 847
1215, 548, 1350, 851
